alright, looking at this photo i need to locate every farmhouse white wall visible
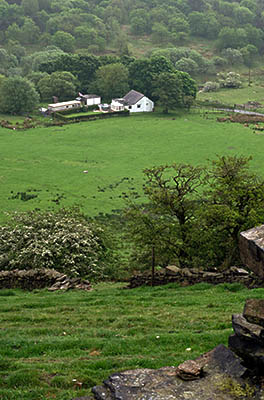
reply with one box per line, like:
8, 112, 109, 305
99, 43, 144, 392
84, 96, 101, 106
111, 95, 154, 113
127, 96, 154, 113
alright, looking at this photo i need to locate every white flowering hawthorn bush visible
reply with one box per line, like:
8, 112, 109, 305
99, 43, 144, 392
217, 72, 242, 89
0, 208, 111, 280
202, 81, 220, 92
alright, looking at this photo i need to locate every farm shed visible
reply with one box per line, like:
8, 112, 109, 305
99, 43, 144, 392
48, 100, 81, 113
77, 94, 101, 106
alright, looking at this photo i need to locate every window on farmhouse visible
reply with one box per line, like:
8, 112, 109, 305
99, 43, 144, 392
137, 104, 141, 108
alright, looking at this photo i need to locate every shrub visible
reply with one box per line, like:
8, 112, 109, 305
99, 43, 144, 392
202, 81, 220, 92
217, 71, 242, 88
0, 208, 113, 281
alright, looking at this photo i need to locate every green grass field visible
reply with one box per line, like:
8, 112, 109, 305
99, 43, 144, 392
197, 79, 264, 105
1, 96, 264, 399
0, 282, 263, 400
1, 108, 264, 221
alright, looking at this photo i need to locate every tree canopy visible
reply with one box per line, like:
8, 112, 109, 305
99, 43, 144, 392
126, 156, 264, 271
0, 0, 263, 62
0, 76, 39, 114
37, 70, 78, 101
153, 71, 196, 113
92, 62, 129, 102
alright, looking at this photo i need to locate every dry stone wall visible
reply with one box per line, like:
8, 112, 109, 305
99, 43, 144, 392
128, 265, 263, 289
0, 268, 91, 291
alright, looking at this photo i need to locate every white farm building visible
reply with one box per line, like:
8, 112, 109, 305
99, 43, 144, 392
47, 94, 101, 113
47, 100, 81, 112
111, 90, 154, 113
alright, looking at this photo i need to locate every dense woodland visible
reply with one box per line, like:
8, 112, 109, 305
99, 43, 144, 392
1, 0, 264, 55
0, 0, 264, 107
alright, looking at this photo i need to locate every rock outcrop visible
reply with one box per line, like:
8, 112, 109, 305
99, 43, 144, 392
229, 298, 264, 373
0, 268, 91, 291
72, 299, 264, 400
90, 344, 258, 400
239, 225, 264, 279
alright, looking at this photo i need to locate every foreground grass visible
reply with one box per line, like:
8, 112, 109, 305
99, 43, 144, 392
0, 282, 263, 399
1, 109, 264, 221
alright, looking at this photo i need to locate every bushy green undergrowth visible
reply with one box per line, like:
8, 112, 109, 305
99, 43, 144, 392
0, 283, 263, 399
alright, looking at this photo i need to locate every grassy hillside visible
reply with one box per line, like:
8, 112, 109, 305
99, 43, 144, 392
0, 282, 263, 399
1, 108, 264, 221
197, 79, 264, 105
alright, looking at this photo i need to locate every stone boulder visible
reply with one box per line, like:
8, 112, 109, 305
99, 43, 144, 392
239, 225, 264, 279
90, 345, 252, 400
72, 299, 264, 400
229, 298, 264, 373
243, 298, 264, 327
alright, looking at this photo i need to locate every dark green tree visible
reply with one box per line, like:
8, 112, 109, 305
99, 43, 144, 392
5, 22, 21, 42
92, 62, 129, 102
199, 155, 264, 268
217, 27, 248, 50
125, 203, 175, 284
38, 53, 101, 92
20, 17, 40, 45
0, 76, 39, 114
38, 70, 78, 101
128, 55, 173, 99
241, 44, 258, 85
175, 57, 198, 74
152, 71, 196, 113
51, 30, 75, 53
21, 0, 39, 16
126, 163, 206, 270
126, 156, 264, 272
151, 22, 170, 45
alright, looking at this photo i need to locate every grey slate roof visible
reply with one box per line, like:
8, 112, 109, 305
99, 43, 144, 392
112, 98, 126, 105
123, 90, 145, 105
83, 94, 100, 99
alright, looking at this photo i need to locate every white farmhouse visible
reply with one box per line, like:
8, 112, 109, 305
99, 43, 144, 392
111, 90, 154, 113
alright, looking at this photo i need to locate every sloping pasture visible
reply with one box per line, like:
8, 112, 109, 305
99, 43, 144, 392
0, 110, 263, 221
0, 282, 264, 399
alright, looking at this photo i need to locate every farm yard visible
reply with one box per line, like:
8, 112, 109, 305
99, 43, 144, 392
1, 108, 264, 222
